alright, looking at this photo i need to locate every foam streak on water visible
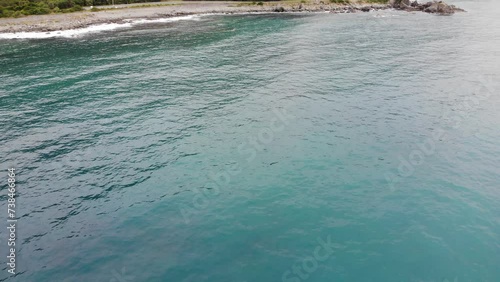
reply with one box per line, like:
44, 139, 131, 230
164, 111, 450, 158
0, 15, 200, 39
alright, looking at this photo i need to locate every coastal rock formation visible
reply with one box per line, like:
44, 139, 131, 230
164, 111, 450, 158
393, 0, 465, 14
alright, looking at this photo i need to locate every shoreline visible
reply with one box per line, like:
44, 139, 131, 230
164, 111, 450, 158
0, 1, 462, 35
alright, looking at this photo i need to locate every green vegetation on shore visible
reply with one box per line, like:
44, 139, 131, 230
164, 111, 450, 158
0, 0, 390, 18
0, 0, 82, 17
0, 0, 161, 17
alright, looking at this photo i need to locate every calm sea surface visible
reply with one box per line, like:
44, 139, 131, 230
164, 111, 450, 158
0, 0, 499, 281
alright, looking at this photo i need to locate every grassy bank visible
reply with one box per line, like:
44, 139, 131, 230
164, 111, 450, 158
0, 0, 82, 17
0, 0, 163, 17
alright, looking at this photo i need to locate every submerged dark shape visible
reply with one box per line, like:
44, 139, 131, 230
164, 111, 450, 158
392, 0, 465, 14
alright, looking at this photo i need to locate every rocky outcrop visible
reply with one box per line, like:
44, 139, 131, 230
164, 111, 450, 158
393, 0, 465, 14
298, 0, 465, 15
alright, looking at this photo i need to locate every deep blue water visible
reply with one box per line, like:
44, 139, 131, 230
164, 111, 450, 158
0, 1, 499, 281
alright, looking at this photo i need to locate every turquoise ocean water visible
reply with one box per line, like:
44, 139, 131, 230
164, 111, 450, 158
0, 0, 499, 281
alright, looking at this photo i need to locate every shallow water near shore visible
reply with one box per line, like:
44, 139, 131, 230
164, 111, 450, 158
0, 0, 499, 281
0, 14, 202, 39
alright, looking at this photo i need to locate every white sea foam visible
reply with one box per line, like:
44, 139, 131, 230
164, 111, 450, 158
125, 14, 200, 24
0, 15, 200, 39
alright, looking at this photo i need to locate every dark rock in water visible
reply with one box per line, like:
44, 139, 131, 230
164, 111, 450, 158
449, 5, 465, 12
422, 1, 433, 7
424, 1, 454, 14
393, 0, 410, 8
345, 7, 355, 13
361, 6, 371, 12
393, 0, 465, 14
424, 2, 439, 13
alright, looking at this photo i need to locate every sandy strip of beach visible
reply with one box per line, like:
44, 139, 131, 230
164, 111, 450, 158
0, 1, 390, 33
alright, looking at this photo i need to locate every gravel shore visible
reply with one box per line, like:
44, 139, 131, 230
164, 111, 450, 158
0, 1, 391, 33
